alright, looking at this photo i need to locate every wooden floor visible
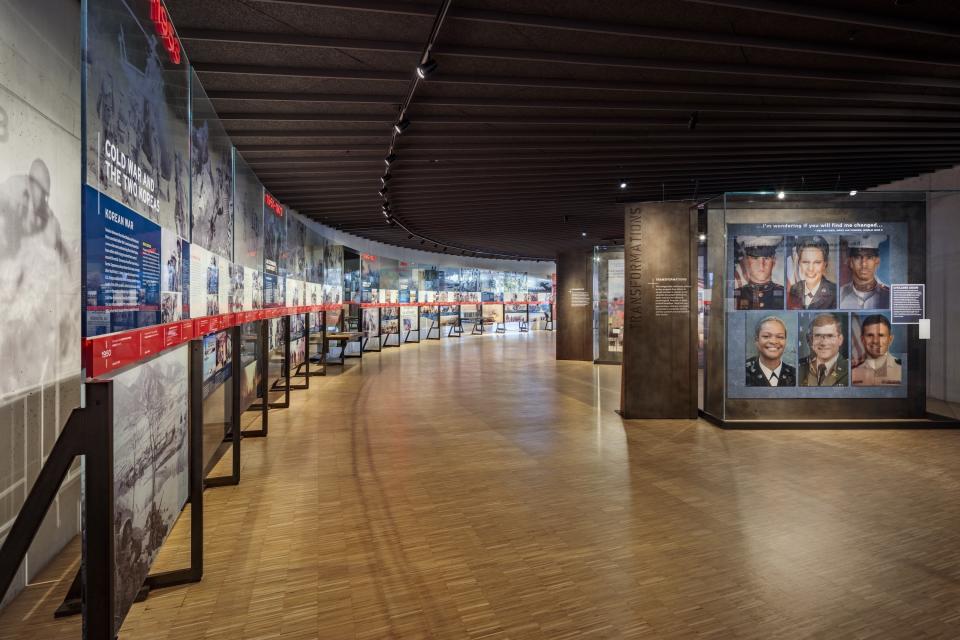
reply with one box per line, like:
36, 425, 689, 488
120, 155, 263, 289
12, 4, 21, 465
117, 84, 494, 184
3, 332, 960, 639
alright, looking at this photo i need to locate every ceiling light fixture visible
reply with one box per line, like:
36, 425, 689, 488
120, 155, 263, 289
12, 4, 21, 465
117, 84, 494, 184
849, 190, 858, 196
378, 187, 388, 197
381, 174, 392, 186
416, 58, 438, 79
777, 191, 786, 200
581, 232, 587, 237
698, 233, 707, 241
619, 181, 627, 189
384, 153, 397, 166
394, 118, 410, 134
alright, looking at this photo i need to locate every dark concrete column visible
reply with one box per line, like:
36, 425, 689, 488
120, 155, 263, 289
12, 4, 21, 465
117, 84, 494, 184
620, 203, 698, 419
556, 250, 592, 361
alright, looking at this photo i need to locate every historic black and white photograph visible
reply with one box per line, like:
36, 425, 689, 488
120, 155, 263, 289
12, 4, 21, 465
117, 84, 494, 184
234, 153, 263, 270
190, 76, 233, 261
229, 262, 244, 313
84, 0, 189, 237
160, 228, 183, 323
111, 345, 189, 631
0, 81, 81, 402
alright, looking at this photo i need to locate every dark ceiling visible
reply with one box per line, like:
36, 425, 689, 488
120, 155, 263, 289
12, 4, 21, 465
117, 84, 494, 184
166, 0, 960, 260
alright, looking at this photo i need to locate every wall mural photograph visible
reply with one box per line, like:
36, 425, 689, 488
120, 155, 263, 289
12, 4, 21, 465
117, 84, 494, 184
0, 81, 82, 400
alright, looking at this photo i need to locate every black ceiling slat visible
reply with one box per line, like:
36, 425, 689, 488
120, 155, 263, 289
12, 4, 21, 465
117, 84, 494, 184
248, 0, 960, 66
677, 0, 960, 38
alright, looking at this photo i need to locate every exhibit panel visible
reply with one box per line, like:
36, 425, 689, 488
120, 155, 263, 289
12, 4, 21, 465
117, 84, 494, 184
233, 152, 263, 272
263, 191, 286, 308
200, 329, 233, 476
701, 191, 928, 423
108, 344, 190, 634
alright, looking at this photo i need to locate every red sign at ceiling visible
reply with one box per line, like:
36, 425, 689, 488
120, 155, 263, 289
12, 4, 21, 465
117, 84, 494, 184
264, 193, 284, 217
150, 0, 182, 65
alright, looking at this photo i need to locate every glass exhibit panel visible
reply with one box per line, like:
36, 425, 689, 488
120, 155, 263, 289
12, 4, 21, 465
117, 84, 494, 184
400, 305, 419, 341
705, 191, 928, 422
324, 243, 344, 305
283, 212, 306, 281
200, 329, 232, 474
239, 321, 262, 425
527, 277, 553, 330
381, 306, 400, 343
84, 0, 190, 239
266, 316, 286, 403
234, 152, 263, 271
109, 345, 189, 634
190, 71, 233, 262
360, 254, 380, 303
504, 304, 527, 328
262, 192, 285, 307
398, 261, 412, 303
592, 246, 625, 363
379, 257, 399, 304
289, 313, 306, 369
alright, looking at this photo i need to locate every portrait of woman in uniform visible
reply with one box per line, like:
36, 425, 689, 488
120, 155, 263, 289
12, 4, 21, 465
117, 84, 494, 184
787, 235, 838, 310
744, 312, 797, 387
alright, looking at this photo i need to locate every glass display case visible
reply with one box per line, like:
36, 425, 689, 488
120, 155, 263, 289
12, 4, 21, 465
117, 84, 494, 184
697, 190, 956, 425
593, 245, 624, 364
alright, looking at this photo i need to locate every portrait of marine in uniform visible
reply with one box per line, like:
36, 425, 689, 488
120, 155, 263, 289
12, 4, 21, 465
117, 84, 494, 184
787, 235, 837, 310
745, 315, 796, 387
851, 313, 902, 386
798, 312, 849, 387
839, 234, 890, 309
733, 235, 784, 310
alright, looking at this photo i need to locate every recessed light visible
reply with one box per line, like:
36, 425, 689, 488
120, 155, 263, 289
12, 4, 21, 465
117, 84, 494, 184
777, 191, 786, 200
849, 190, 858, 196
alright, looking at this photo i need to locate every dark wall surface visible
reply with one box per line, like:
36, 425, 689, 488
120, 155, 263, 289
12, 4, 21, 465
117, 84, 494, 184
620, 203, 698, 419
556, 250, 592, 361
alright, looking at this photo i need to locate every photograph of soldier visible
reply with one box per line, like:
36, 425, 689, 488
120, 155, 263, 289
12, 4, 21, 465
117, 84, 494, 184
798, 312, 849, 387
787, 235, 837, 310
851, 313, 903, 386
733, 236, 784, 310
745, 314, 797, 387
839, 234, 890, 309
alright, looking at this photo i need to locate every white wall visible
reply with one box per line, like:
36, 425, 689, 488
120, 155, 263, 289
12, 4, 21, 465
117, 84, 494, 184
874, 168, 960, 404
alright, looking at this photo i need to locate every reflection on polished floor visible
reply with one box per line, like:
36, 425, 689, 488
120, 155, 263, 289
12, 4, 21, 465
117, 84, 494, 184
4, 331, 960, 639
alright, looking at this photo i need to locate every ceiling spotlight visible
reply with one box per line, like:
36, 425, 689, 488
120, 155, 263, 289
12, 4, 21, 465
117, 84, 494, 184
394, 118, 410, 134
381, 174, 392, 186
698, 233, 707, 241
849, 190, 858, 196
688, 111, 699, 131
416, 58, 438, 80
420, 239, 425, 245
777, 191, 786, 200
378, 187, 388, 197
384, 153, 397, 166
381, 202, 390, 212
581, 232, 587, 237
619, 181, 627, 189
385, 216, 395, 226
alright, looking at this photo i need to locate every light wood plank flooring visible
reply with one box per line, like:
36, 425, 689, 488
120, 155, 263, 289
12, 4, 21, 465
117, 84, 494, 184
2, 332, 960, 639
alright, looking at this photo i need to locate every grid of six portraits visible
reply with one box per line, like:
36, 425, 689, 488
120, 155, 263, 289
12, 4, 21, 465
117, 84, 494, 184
733, 232, 904, 388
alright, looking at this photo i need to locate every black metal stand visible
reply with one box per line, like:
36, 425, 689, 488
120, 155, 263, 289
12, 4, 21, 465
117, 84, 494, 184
0, 382, 114, 638
425, 309, 440, 340
307, 311, 328, 376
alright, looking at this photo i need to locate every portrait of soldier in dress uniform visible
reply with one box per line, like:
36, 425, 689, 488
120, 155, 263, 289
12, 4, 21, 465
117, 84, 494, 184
745, 315, 796, 387
734, 236, 784, 310
839, 234, 890, 309
787, 235, 837, 310
852, 313, 902, 386
798, 312, 849, 387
